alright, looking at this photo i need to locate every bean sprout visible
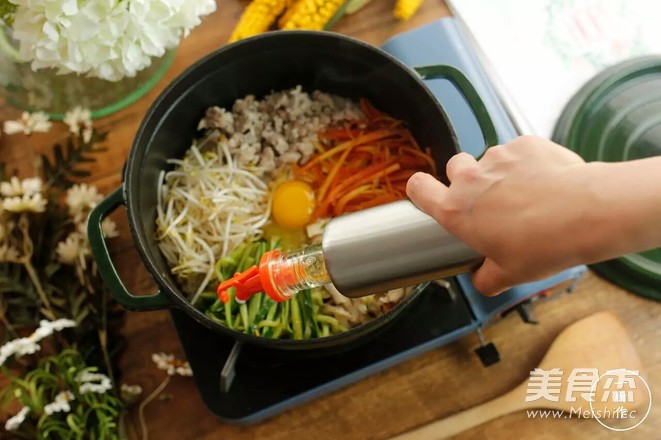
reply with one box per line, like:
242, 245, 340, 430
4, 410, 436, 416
156, 134, 271, 300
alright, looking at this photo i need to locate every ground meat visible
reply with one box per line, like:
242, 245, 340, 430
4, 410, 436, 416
196, 86, 362, 175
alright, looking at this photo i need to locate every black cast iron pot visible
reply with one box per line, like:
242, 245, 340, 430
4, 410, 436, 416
88, 31, 497, 352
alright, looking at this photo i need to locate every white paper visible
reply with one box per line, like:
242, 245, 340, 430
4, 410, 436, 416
448, 0, 661, 138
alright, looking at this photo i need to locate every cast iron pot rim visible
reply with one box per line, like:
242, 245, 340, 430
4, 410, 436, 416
123, 30, 460, 349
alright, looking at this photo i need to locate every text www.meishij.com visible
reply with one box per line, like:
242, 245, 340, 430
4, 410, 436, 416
527, 407, 639, 420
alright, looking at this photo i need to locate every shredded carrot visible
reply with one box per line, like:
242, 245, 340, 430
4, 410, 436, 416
299, 130, 395, 173
296, 98, 439, 219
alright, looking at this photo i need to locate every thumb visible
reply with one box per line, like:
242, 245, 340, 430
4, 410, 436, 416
406, 172, 449, 222
471, 259, 511, 296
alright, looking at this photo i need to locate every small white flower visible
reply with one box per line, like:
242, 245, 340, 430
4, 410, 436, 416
66, 184, 102, 217
152, 352, 193, 377
30, 326, 54, 341
176, 365, 193, 377
64, 107, 93, 143
44, 391, 74, 415
56, 233, 82, 265
59, 231, 92, 268
78, 381, 112, 394
2, 194, 47, 213
0, 337, 40, 366
49, 318, 76, 331
4, 406, 30, 431
76, 371, 106, 382
120, 383, 143, 404
21, 178, 43, 197
152, 352, 174, 370
0, 319, 76, 365
76, 371, 112, 394
29, 318, 76, 341
121, 384, 143, 394
0, 177, 24, 197
0, 177, 43, 197
102, 218, 119, 239
3, 111, 52, 135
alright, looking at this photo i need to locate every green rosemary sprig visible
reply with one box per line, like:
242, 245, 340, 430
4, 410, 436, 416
1, 349, 124, 440
41, 131, 108, 190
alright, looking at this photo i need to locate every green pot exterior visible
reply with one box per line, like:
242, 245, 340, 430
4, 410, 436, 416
552, 55, 661, 301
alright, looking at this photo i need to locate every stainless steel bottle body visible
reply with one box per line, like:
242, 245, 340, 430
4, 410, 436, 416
321, 199, 482, 297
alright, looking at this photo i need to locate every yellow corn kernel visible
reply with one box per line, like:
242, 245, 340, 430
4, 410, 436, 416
393, 0, 423, 21
229, 0, 290, 43
279, 0, 346, 30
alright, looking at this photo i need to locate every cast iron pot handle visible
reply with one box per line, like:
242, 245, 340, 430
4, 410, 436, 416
88, 186, 170, 311
414, 65, 500, 151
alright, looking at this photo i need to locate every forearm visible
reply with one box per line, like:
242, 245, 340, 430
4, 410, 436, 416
579, 156, 661, 263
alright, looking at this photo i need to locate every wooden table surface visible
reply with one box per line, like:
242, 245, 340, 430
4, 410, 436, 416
1, 1, 659, 439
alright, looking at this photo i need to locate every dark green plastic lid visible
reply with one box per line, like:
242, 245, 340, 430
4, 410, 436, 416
553, 56, 661, 301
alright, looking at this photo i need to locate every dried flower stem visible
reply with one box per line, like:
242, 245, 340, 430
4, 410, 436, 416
22, 260, 54, 320
17, 214, 55, 319
0, 300, 18, 338
138, 375, 171, 440
99, 284, 115, 389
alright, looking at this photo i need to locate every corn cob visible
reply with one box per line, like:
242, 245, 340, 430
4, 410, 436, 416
278, 0, 346, 30
229, 0, 290, 43
393, 0, 423, 21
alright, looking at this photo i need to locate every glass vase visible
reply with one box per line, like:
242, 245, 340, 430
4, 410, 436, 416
0, 26, 176, 121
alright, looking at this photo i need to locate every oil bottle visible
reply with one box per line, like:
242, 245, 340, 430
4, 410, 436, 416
217, 199, 481, 303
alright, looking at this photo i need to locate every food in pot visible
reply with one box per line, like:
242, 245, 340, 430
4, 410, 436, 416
155, 86, 437, 339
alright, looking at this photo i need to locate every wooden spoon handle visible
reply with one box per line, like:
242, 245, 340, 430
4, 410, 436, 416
390, 390, 523, 440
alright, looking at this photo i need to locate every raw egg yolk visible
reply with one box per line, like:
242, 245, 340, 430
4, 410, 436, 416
272, 180, 315, 230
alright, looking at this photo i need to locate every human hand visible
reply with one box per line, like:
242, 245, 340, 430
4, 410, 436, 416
406, 135, 590, 296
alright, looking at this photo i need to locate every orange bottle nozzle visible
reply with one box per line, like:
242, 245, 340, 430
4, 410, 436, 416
216, 265, 263, 304
216, 250, 293, 304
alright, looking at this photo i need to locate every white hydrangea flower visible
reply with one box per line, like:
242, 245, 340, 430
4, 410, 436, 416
66, 183, 102, 217
3, 111, 52, 135
2, 194, 47, 213
4, 406, 30, 431
44, 391, 75, 415
152, 352, 193, 376
11, 0, 216, 81
76, 371, 113, 394
63, 106, 93, 143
